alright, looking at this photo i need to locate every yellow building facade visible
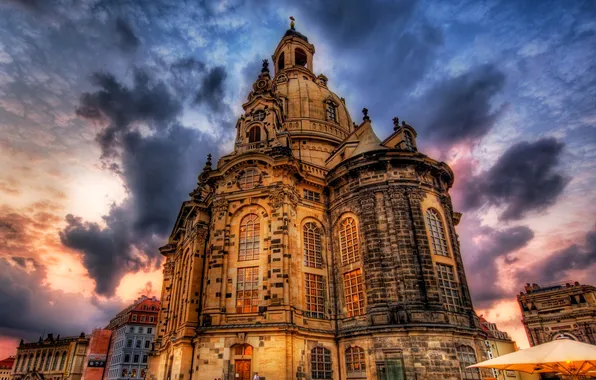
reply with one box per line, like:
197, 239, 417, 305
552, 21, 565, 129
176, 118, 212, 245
148, 25, 489, 380
12, 334, 89, 380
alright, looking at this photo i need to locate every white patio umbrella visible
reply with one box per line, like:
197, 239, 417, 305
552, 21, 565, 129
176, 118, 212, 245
468, 339, 596, 379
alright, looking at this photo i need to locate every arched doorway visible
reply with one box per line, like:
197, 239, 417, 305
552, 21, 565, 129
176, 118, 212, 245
231, 344, 253, 380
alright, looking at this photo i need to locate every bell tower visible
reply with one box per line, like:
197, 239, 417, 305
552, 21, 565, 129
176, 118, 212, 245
272, 18, 315, 76
234, 59, 289, 154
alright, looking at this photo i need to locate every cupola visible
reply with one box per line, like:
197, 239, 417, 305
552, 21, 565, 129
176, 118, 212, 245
272, 17, 316, 75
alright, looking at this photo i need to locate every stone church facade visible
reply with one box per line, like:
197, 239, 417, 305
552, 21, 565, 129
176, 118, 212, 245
148, 25, 489, 380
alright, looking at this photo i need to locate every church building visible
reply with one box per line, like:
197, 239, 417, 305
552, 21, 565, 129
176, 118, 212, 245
148, 22, 489, 380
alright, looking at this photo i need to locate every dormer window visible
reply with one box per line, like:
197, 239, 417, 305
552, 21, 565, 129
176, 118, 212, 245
295, 48, 307, 67
248, 126, 261, 143
253, 110, 266, 121
326, 102, 337, 122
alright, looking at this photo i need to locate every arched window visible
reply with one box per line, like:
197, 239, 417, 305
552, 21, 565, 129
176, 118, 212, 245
339, 217, 359, 265
295, 48, 307, 67
311, 347, 332, 379
239, 214, 260, 261
278, 52, 285, 71
345, 346, 366, 377
457, 346, 480, 379
59, 352, 66, 370
425, 209, 449, 257
303, 222, 322, 268
248, 126, 261, 143
404, 131, 414, 150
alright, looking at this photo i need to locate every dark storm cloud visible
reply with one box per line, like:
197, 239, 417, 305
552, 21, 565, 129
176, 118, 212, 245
60, 211, 141, 296
286, 0, 444, 128
65, 69, 224, 296
466, 225, 535, 307
115, 18, 140, 51
418, 64, 507, 147
464, 138, 568, 221
77, 70, 182, 159
536, 226, 596, 283
289, 0, 418, 47
0, 257, 123, 341
194, 66, 228, 113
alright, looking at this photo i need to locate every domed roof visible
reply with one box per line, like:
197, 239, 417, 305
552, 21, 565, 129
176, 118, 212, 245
274, 71, 353, 143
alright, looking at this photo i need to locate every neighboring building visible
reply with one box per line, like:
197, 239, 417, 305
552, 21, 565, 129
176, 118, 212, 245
12, 333, 89, 380
518, 282, 596, 346
104, 296, 159, 380
479, 316, 539, 380
81, 329, 112, 380
148, 21, 490, 380
0, 356, 15, 380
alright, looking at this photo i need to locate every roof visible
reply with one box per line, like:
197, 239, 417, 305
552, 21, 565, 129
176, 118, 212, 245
283, 28, 308, 42
0, 356, 16, 369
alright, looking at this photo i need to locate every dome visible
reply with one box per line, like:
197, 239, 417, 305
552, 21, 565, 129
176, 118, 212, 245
274, 71, 353, 144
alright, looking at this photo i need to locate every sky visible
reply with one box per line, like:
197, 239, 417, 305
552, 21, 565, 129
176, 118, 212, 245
0, 0, 595, 358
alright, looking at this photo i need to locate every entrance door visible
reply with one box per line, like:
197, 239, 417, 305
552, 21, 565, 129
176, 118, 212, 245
235, 360, 251, 380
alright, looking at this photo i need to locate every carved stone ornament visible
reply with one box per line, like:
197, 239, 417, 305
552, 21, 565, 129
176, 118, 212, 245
212, 198, 229, 214
268, 185, 285, 210
268, 184, 299, 210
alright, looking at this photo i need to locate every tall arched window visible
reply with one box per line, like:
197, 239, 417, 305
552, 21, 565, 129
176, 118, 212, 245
457, 346, 480, 379
248, 126, 261, 143
345, 346, 366, 377
303, 222, 322, 268
295, 48, 307, 67
425, 208, 449, 257
239, 214, 260, 261
339, 217, 359, 265
311, 347, 332, 379
278, 52, 285, 71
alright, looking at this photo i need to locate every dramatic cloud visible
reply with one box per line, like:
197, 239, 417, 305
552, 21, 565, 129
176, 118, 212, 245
288, 0, 444, 126
419, 64, 507, 147
0, 256, 122, 341
535, 225, 596, 283
464, 138, 569, 220
115, 18, 140, 51
194, 66, 228, 113
76, 70, 182, 159
62, 69, 226, 296
465, 224, 535, 307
